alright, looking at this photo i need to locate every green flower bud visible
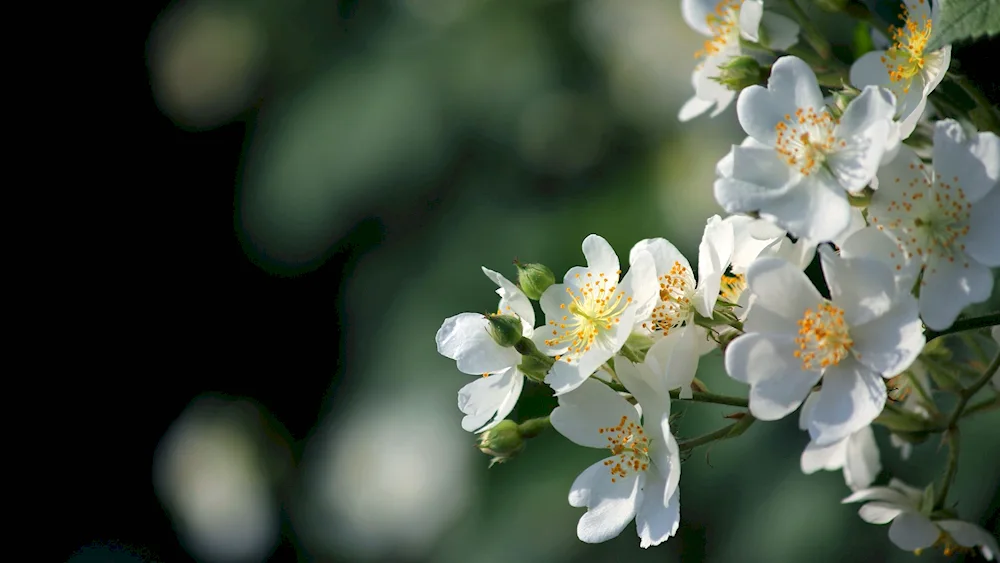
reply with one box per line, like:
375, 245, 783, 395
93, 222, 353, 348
813, 0, 848, 12
486, 314, 523, 348
515, 262, 555, 301
711, 56, 765, 92
477, 419, 524, 467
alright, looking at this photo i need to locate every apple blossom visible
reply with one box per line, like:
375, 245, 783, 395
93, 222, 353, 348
798, 392, 881, 490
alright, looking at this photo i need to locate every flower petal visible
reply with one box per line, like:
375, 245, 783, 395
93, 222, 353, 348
738, 0, 762, 41
636, 478, 680, 548
616, 358, 670, 419
737, 56, 825, 146
551, 378, 639, 448
819, 246, 896, 327
648, 326, 702, 399
936, 520, 999, 559
680, 0, 716, 36
759, 174, 853, 242
966, 184, 1000, 267
887, 512, 939, 551
714, 146, 800, 213
839, 226, 919, 291
725, 332, 821, 420
859, 502, 907, 524
828, 86, 896, 193
806, 358, 887, 446
630, 237, 691, 279
932, 120, 1000, 203
482, 267, 535, 329
696, 214, 735, 317
918, 258, 994, 331
575, 462, 644, 544
850, 294, 924, 376
842, 486, 913, 507
758, 12, 799, 51
746, 256, 823, 322
843, 424, 881, 490
436, 313, 520, 375
565, 234, 620, 282
679, 95, 715, 122
801, 435, 848, 474
457, 368, 523, 432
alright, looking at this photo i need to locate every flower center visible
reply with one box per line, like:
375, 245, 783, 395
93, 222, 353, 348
793, 301, 853, 370
719, 272, 747, 303
545, 271, 631, 362
694, 0, 742, 60
774, 107, 842, 176
913, 529, 976, 558
882, 2, 932, 93
870, 165, 972, 270
642, 261, 694, 336
598, 415, 650, 483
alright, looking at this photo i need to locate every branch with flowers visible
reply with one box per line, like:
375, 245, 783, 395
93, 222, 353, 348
436, 0, 1000, 557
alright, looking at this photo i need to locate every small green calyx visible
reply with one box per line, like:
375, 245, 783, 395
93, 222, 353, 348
515, 261, 555, 301
829, 86, 861, 120
486, 314, 523, 348
712, 56, 765, 92
477, 419, 525, 467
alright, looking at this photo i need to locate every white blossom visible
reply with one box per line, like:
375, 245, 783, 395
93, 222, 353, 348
798, 392, 880, 490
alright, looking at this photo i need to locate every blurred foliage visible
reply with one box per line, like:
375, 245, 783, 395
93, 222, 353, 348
148, 0, 1000, 562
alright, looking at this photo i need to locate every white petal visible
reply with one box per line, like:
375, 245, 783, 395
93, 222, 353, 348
850, 295, 924, 376
760, 174, 853, 242
737, 56, 825, 146
679, 95, 715, 122
738, 0, 762, 41
801, 435, 848, 474
839, 226, 918, 290
798, 390, 819, 430
887, 512, 940, 551
566, 234, 620, 281
819, 246, 896, 326
576, 463, 644, 544
842, 486, 913, 507
616, 358, 670, 418
918, 258, 994, 331
806, 358, 887, 446
850, 51, 889, 90
623, 249, 660, 321
648, 326, 702, 399
551, 378, 639, 448
727, 215, 782, 271
482, 267, 535, 329
758, 12, 799, 51
725, 333, 821, 420
436, 313, 520, 375
695, 214, 735, 317
760, 235, 816, 271
457, 369, 523, 432
680, 0, 715, 36
636, 479, 680, 548
843, 425, 881, 490
966, 184, 1000, 267
713, 146, 800, 213
746, 256, 823, 322
569, 458, 605, 508
695, 54, 739, 114
932, 120, 1000, 203
828, 86, 896, 192
630, 238, 691, 279
937, 520, 999, 559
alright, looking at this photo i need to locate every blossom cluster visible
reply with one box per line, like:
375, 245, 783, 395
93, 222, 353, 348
437, 0, 999, 558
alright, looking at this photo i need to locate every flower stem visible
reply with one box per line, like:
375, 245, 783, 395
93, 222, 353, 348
597, 378, 749, 407
933, 426, 960, 509
925, 312, 1000, 342
783, 0, 832, 60
945, 349, 1000, 429
517, 416, 551, 439
677, 413, 756, 451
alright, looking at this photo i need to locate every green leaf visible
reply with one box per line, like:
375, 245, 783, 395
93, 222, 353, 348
926, 0, 1000, 52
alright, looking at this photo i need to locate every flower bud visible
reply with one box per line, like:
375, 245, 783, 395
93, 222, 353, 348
813, 0, 847, 12
829, 86, 860, 119
515, 262, 555, 301
477, 419, 524, 467
486, 314, 523, 348
712, 56, 765, 91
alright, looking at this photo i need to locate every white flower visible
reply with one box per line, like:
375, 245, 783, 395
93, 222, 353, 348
678, 0, 799, 121
850, 0, 951, 140
799, 392, 880, 490
551, 360, 681, 547
540, 235, 658, 395
630, 215, 733, 398
724, 247, 925, 445
867, 119, 1000, 331
843, 479, 998, 560
436, 267, 534, 432
714, 56, 898, 243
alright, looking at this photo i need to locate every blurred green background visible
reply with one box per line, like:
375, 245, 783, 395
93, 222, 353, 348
145, 0, 1000, 561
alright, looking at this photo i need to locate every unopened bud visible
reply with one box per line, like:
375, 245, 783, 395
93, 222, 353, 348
712, 56, 765, 91
477, 419, 524, 467
813, 0, 848, 12
829, 86, 860, 119
515, 262, 555, 300
486, 314, 523, 348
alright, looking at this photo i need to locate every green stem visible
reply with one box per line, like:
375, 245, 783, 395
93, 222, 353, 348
783, 0, 832, 60
677, 414, 756, 451
960, 395, 999, 420
597, 378, 749, 407
904, 369, 938, 414
945, 350, 1000, 429
925, 312, 1000, 342
934, 427, 960, 509
517, 416, 551, 439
